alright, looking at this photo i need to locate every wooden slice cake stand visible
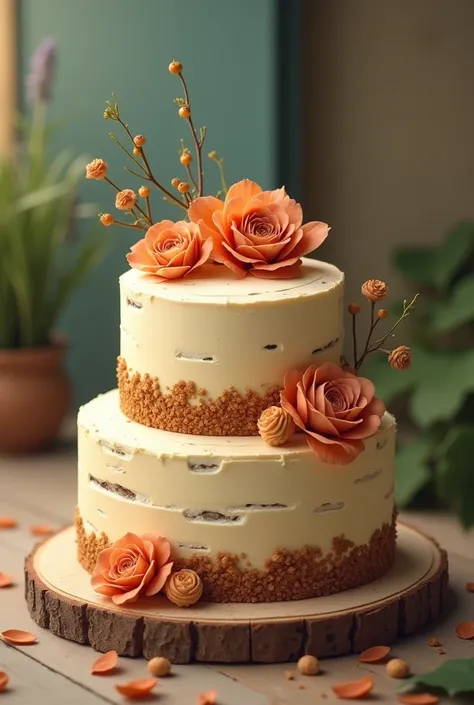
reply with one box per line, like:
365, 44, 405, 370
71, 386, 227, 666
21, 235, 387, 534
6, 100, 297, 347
25, 523, 448, 664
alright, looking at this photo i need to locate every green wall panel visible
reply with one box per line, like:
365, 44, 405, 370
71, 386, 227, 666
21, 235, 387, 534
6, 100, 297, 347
19, 0, 279, 407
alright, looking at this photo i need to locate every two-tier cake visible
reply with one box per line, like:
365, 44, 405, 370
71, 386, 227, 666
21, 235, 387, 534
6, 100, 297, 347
24, 59, 451, 668
72, 62, 412, 610
75, 257, 397, 604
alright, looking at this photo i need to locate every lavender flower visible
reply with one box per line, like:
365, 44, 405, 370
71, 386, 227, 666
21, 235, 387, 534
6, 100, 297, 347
26, 37, 57, 105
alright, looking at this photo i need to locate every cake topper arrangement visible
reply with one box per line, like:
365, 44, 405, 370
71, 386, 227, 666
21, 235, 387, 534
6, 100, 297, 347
259, 280, 417, 464
85, 59, 329, 280
85, 57, 417, 467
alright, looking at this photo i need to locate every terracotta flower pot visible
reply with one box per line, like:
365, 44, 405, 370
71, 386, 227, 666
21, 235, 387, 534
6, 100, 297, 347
0, 342, 71, 454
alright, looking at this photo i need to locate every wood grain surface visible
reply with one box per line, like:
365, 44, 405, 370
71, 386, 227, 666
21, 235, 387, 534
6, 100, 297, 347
1, 437, 474, 703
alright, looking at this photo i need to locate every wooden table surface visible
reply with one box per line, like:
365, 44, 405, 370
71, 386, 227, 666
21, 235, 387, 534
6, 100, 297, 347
1, 436, 474, 705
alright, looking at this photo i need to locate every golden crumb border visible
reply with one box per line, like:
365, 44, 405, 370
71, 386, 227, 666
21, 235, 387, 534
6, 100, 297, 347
117, 357, 281, 436
76, 511, 397, 603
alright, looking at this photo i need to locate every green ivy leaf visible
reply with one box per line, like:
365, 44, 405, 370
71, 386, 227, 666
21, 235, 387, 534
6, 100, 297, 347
399, 658, 474, 696
433, 222, 474, 290
393, 222, 474, 291
430, 275, 474, 332
395, 438, 431, 507
410, 348, 474, 427
437, 426, 474, 528
393, 247, 438, 287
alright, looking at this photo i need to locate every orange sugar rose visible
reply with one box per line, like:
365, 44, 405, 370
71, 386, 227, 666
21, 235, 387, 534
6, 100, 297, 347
280, 362, 385, 465
188, 178, 329, 279
127, 220, 213, 282
91, 533, 173, 605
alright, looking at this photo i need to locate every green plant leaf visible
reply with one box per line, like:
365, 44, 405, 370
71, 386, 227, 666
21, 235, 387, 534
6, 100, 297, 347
430, 275, 474, 332
393, 247, 438, 287
437, 426, 474, 528
433, 222, 474, 290
393, 222, 474, 291
395, 437, 432, 507
410, 348, 474, 427
398, 658, 474, 696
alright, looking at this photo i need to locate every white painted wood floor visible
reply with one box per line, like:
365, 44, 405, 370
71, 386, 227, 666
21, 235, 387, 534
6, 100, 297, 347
1, 437, 473, 704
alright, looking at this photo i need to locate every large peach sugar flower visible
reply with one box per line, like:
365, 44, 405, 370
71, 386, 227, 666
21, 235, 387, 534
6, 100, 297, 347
91, 533, 173, 605
280, 363, 385, 465
127, 220, 213, 281
188, 179, 329, 278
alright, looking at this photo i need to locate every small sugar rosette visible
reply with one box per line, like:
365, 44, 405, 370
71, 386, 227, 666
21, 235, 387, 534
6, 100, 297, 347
85, 158, 108, 180
388, 345, 411, 370
361, 279, 388, 302
165, 569, 203, 607
115, 188, 137, 211
257, 406, 295, 446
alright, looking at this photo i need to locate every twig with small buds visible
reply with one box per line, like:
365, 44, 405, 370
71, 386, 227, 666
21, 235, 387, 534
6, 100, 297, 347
208, 150, 228, 197
172, 63, 205, 197
355, 301, 380, 371
180, 141, 199, 194
104, 176, 151, 225
368, 295, 419, 354
109, 108, 187, 210
348, 281, 418, 373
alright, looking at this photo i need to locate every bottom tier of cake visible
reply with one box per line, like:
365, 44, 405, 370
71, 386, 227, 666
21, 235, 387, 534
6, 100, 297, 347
76, 390, 397, 603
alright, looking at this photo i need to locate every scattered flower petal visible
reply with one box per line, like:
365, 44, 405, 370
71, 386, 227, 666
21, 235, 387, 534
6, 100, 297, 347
358, 645, 391, 663
115, 678, 157, 698
398, 695, 440, 705
0, 517, 17, 529
455, 621, 474, 639
332, 675, 374, 699
198, 690, 217, 705
1, 629, 37, 645
0, 671, 8, 693
0, 573, 14, 588
466, 582, 474, 593
29, 525, 54, 537
91, 650, 118, 675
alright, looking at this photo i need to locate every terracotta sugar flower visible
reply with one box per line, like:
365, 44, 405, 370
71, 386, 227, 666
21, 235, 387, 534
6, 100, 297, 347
188, 179, 329, 278
127, 219, 213, 282
280, 362, 385, 465
91, 532, 173, 605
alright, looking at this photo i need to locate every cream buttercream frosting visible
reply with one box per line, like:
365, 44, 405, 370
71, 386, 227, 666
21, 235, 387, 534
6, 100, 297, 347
119, 258, 344, 401
77, 390, 395, 569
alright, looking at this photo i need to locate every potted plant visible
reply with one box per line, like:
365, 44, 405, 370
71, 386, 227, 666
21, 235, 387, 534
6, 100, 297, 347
0, 38, 104, 453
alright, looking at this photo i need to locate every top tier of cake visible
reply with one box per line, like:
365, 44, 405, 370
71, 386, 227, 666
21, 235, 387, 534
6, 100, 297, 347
118, 257, 344, 436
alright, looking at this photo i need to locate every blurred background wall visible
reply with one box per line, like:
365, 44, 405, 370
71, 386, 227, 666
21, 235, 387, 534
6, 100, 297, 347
18, 0, 283, 406
14, 0, 474, 406
303, 0, 474, 304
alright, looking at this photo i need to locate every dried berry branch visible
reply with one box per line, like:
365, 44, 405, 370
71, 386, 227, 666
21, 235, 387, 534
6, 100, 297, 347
208, 150, 228, 197
369, 294, 419, 353
180, 141, 199, 194
174, 67, 204, 196
116, 119, 187, 210
104, 176, 150, 225
348, 281, 417, 373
